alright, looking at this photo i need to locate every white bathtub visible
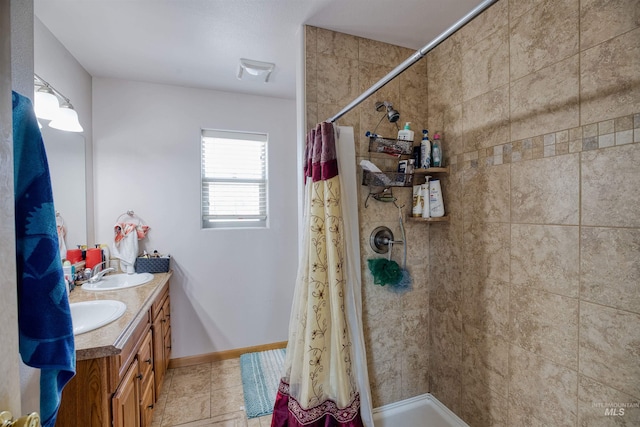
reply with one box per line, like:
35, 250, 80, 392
372, 393, 469, 427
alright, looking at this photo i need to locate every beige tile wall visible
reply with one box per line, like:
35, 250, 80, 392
306, 0, 639, 423
428, 0, 640, 425
305, 26, 430, 407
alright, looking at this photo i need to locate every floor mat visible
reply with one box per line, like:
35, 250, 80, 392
240, 348, 286, 419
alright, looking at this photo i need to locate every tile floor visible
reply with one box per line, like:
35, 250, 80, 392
151, 358, 272, 427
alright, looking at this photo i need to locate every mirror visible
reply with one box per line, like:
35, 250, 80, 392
41, 125, 87, 251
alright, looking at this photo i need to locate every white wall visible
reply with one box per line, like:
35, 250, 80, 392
93, 78, 298, 357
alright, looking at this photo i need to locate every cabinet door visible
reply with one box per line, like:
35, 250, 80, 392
162, 296, 171, 371
163, 326, 172, 372
140, 371, 155, 427
112, 359, 141, 427
152, 305, 166, 399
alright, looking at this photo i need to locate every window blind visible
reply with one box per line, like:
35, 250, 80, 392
201, 129, 268, 229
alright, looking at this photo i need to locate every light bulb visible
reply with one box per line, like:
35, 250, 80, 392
35, 87, 60, 120
49, 103, 83, 132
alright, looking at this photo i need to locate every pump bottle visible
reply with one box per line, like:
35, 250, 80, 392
429, 179, 445, 217
397, 122, 414, 142
432, 132, 443, 167
420, 130, 431, 169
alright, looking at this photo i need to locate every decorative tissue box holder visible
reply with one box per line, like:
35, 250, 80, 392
135, 256, 171, 273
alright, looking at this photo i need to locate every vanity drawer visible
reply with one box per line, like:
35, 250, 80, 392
109, 311, 151, 393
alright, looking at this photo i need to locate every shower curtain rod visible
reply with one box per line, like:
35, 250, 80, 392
327, 0, 498, 123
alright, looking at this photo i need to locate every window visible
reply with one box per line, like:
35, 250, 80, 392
201, 129, 268, 229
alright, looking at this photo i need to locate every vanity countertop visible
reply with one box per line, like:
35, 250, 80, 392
69, 271, 172, 360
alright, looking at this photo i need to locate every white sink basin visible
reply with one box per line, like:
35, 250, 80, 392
82, 272, 154, 291
70, 300, 127, 335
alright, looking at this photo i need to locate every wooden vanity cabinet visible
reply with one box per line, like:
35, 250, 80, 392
57, 280, 171, 427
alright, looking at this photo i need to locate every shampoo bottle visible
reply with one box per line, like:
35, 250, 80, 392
420, 130, 431, 169
412, 185, 423, 217
432, 132, 443, 167
412, 146, 421, 170
429, 179, 445, 217
397, 122, 414, 142
421, 181, 431, 218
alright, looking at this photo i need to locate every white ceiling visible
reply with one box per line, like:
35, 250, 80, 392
35, 0, 485, 100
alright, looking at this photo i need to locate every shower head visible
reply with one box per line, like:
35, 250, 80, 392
375, 101, 400, 123
387, 107, 400, 123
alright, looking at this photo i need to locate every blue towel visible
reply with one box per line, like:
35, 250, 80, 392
13, 91, 76, 427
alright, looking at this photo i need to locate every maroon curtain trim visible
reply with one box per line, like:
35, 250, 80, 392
271, 380, 364, 427
304, 127, 314, 180
304, 122, 339, 183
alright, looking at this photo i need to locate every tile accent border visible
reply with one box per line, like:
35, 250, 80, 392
449, 112, 640, 172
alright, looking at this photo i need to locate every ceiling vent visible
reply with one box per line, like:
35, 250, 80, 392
237, 58, 275, 83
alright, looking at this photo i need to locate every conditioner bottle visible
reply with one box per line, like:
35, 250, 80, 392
421, 181, 431, 218
412, 185, 423, 217
429, 179, 445, 217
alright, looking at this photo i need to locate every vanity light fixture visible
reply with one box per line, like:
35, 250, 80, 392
34, 85, 60, 120
34, 74, 84, 133
237, 58, 275, 83
49, 101, 84, 132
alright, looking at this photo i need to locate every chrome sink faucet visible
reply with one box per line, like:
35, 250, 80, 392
88, 261, 116, 283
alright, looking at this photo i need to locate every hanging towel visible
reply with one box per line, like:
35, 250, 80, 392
56, 214, 67, 261
12, 91, 76, 427
112, 221, 149, 273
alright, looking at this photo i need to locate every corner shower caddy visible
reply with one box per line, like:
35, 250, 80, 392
362, 135, 449, 222
407, 166, 450, 223
361, 135, 411, 208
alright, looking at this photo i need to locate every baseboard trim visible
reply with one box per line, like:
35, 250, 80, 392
168, 341, 288, 369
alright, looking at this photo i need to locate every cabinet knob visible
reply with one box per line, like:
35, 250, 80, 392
145, 358, 152, 365
161, 319, 167, 323
166, 345, 172, 350
136, 373, 143, 380
147, 404, 154, 410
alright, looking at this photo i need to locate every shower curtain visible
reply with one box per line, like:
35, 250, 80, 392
272, 123, 373, 427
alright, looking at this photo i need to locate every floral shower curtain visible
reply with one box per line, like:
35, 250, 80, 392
272, 123, 372, 427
